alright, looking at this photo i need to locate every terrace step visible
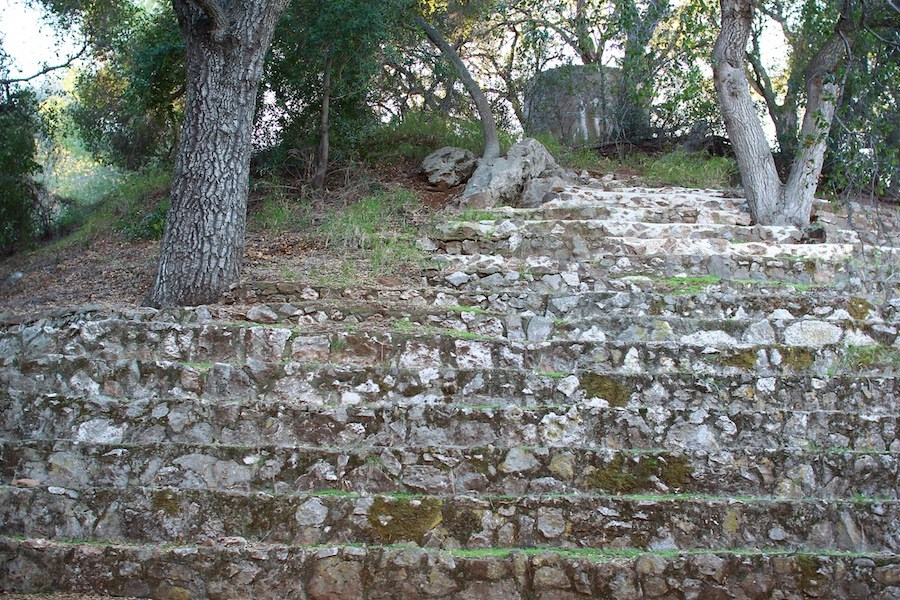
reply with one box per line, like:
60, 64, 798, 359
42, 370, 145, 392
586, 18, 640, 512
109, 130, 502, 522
2, 486, 897, 552
434, 218, 860, 247
5, 356, 898, 415
3, 314, 896, 375
2, 183, 897, 598
1, 390, 896, 450
427, 252, 892, 292
2, 537, 898, 600
4, 440, 897, 499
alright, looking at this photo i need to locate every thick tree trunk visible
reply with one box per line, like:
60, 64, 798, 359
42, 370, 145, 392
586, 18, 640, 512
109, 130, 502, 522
311, 52, 332, 191
414, 14, 501, 161
782, 18, 855, 224
147, 0, 288, 308
713, 0, 855, 227
712, 0, 785, 225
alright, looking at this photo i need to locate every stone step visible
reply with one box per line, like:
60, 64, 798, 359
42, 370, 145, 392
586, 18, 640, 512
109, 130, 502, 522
3, 387, 896, 451
4, 312, 893, 364
432, 220, 875, 262
3, 537, 897, 600
4, 440, 897, 499
3, 486, 896, 553
4, 313, 896, 378
464, 201, 755, 226
428, 252, 887, 293
434, 218, 859, 248
541, 186, 753, 214
5, 356, 898, 417
224, 281, 899, 323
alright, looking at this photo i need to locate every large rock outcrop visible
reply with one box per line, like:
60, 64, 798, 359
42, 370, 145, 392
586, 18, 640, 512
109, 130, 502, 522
421, 146, 478, 189
460, 138, 567, 208
524, 64, 645, 146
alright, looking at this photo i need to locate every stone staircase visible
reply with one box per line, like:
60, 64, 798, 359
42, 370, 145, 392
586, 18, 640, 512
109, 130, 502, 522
1, 183, 898, 599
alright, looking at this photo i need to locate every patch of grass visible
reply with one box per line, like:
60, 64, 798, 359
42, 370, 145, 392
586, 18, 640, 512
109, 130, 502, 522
536, 370, 569, 380
250, 185, 311, 232
317, 189, 432, 276
361, 112, 516, 163
641, 150, 737, 188
53, 167, 172, 245
656, 275, 721, 295
392, 317, 417, 332
321, 189, 417, 250
840, 345, 900, 371
531, 134, 616, 173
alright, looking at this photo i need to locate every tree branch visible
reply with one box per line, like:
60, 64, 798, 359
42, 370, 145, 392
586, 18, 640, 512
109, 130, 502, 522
0, 42, 88, 85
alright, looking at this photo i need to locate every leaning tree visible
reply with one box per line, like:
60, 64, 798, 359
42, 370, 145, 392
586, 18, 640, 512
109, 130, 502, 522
146, 0, 290, 307
712, 0, 857, 227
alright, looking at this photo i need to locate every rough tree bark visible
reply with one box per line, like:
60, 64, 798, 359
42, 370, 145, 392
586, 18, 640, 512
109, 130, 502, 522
712, 0, 856, 227
147, 0, 289, 308
414, 14, 501, 161
311, 51, 332, 191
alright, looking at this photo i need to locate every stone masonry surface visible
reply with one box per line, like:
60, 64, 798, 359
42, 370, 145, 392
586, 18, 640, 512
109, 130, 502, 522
1, 182, 898, 599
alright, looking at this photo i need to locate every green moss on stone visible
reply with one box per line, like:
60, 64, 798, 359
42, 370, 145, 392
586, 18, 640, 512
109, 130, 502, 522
722, 348, 759, 370
795, 554, 824, 591
581, 373, 631, 407
648, 299, 666, 316
152, 490, 181, 517
367, 496, 443, 544
781, 347, 814, 370
584, 454, 693, 494
846, 297, 874, 320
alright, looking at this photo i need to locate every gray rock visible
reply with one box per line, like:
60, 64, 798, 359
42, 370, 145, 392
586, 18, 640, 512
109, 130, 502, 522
308, 557, 363, 600
520, 176, 568, 208
783, 320, 842, 347
246, 305, 279, 324
500, 448, 539, 473
461, 138, 566, 208
527, 316, 554, 343
295, 498, 329, 527
537, 508, 566, 539
744, 319, 776, 344
422, 146, 478, 189
446, 271, 471, 287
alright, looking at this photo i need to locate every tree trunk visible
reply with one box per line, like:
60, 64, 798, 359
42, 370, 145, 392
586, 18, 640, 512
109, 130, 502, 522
414, 14, 501, 161
712, 0, 785, 224
147, 0, 289, 308
713, 0, 855, 227
311, 52, 332, 191
782, 15, 855, 224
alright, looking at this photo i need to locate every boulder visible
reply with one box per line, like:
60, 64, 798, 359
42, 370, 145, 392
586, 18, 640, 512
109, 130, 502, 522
421, 146, 478, 189
520, 175, 568, 208
461, 138, 567, 208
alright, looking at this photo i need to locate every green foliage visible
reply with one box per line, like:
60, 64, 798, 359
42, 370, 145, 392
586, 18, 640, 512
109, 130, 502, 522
0, 87, 42, 254
261, 0, 409, 164
361, 112, 515, 163
640, 150, 737, 188
823, 23, 899, 200
68, 2, 183, 170
56, 167, 171, 244
250, 186, 312, 232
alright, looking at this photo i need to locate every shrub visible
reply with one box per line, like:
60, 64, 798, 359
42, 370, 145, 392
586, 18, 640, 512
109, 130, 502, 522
0, 89, 42, 255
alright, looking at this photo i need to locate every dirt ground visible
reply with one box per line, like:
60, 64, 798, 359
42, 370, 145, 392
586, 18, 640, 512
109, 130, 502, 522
0, 162, 458, 321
